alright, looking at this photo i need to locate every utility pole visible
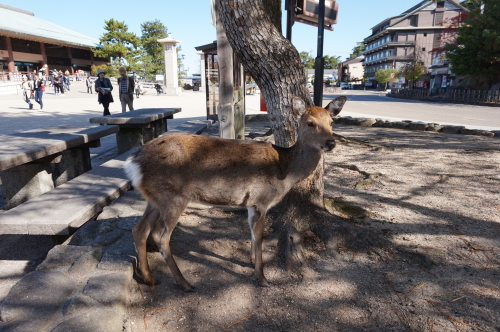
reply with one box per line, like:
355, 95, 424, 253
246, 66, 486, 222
313, 0, 326, 107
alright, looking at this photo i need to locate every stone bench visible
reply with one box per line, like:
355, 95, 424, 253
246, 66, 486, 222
89, 108, 181, 154
0, 148, 137, 235
0, 125, 119, 209
161, 119, 214, 136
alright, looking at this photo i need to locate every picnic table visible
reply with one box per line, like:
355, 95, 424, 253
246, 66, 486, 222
0, 125, 119, 210
89, 108, 181, 154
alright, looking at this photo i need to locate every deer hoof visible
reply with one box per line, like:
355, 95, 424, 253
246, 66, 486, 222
179, 283, 196, 292
144, 276, 157, 286
258, 278, 270, 287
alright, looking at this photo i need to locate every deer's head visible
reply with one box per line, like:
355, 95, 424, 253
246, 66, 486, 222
292, 96, 347, 151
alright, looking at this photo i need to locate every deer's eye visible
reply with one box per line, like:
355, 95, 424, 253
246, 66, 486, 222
307, 121, 314, 127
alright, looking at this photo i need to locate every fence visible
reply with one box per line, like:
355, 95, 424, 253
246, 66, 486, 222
0, 71, 35, 83
390, 88, 500, 105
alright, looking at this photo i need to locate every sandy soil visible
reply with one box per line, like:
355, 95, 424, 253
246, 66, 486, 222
125, 123, 500, 332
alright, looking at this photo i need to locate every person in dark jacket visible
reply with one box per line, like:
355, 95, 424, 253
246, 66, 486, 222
117, 67, 135, 112
94, 69, 114, 116
33, 74, 44, 109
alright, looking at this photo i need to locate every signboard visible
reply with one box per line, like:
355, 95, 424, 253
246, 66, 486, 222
14, 62, 34, 66
441, 75, 447, 88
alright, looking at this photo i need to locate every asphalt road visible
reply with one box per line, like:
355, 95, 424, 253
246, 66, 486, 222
323, 90, 500, 131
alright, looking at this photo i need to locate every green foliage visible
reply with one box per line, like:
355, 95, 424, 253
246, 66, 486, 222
93, 19, 142, 72
300, 52, 315, 69
349, 42, 366, 58
375, 68, 399, 88
299, 52, 341, 69
91, 63, 118, 77
324, 55, 341, 69
361, 76, 370, 83
400, 61, 426, 82
141, 20, 169, 76
445, 0, 500, 86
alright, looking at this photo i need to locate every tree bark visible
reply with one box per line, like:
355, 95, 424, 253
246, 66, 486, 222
217, 0, 330, 270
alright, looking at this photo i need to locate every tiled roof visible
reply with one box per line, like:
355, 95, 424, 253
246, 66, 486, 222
0, 5, 99, 48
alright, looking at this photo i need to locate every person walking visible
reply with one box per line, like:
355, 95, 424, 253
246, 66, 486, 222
54, 74, 65, 96
33, 73, 44, 109
95, 69, 113, 116
63, 73, 70, 92
134, 79, 141, 98
19, 75, 33, 109
86, 76, 93, 94
117, 67, 135, 113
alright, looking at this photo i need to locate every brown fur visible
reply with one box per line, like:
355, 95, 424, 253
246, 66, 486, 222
126, 96, 347, 291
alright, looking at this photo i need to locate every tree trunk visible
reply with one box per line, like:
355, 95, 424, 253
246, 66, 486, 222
217, 0, 333, 271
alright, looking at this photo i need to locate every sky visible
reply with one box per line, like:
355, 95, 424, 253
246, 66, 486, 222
1, 0, 429, 75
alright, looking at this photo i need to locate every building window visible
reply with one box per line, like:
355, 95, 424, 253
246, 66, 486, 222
10, 38, 41, 54
437, 1, 445, 8
71, 48, 92, 60
410, 15, 418, 27
0, 36, 6, 50
424, 33, 427, 37
45, 43, 68, 58
422, 48, 426, 51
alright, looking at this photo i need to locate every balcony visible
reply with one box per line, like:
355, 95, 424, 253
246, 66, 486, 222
388, 41, 416, 47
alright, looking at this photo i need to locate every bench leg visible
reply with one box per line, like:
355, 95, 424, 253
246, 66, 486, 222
0, 163, 54, 210
51, 148, 92, 187
116, 127, 145, 155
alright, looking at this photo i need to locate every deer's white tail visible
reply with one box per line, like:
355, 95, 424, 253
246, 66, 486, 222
124, 153, 143, 189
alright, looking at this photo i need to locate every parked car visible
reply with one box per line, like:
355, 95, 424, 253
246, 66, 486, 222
340, 82, 353, 90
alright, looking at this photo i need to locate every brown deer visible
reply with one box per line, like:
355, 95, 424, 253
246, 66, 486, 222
125, 96, 346, 292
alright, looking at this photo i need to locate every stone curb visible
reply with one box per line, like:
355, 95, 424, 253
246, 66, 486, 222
0, 194, 145, 332
245, 114, 500, 138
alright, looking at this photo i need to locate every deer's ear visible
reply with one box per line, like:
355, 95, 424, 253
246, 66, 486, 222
291, 96, 306, 117
325, 96, 347, 117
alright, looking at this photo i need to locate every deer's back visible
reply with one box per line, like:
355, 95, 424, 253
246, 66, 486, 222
133, 134, 289, 207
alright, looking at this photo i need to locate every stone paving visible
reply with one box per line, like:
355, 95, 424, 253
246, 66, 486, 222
0, 82, 498, 331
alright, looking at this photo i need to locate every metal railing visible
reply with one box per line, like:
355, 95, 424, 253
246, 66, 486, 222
390, 88, 500, 104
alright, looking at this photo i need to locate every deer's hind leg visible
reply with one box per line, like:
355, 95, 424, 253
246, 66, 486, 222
150, 196, 193, 292
132, 203, 161, 286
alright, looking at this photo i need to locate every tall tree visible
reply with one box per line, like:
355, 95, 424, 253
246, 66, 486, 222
349, 42, 366, 58
375, 68, 399, 89
140, 20, 169, 76
324, 55, 341, 69
216, 0, 369, 274
93, 19, 142, 73
445, 0, 499, 87
299, 51, 315, 69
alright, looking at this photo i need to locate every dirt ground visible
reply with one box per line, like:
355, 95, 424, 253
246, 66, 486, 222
125, 123, 500, 332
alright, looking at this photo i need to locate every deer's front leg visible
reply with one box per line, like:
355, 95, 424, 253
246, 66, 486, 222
247, 206, 269, 287
132, 203, 160, 286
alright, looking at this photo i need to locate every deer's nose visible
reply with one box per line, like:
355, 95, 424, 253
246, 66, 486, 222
325, 140, 336, 151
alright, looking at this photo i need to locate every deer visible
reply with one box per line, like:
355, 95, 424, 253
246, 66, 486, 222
124, 96, 347, 292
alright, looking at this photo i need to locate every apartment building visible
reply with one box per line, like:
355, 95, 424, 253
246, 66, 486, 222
338, 55, 365, 85
362, 0, 468, 87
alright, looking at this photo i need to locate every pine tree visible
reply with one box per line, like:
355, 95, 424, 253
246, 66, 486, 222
140, 20, 169, 76
93, 19, 142, 73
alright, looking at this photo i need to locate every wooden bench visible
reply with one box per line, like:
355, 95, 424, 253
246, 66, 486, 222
0, 126, 119, 210
89, 108, 181, 154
